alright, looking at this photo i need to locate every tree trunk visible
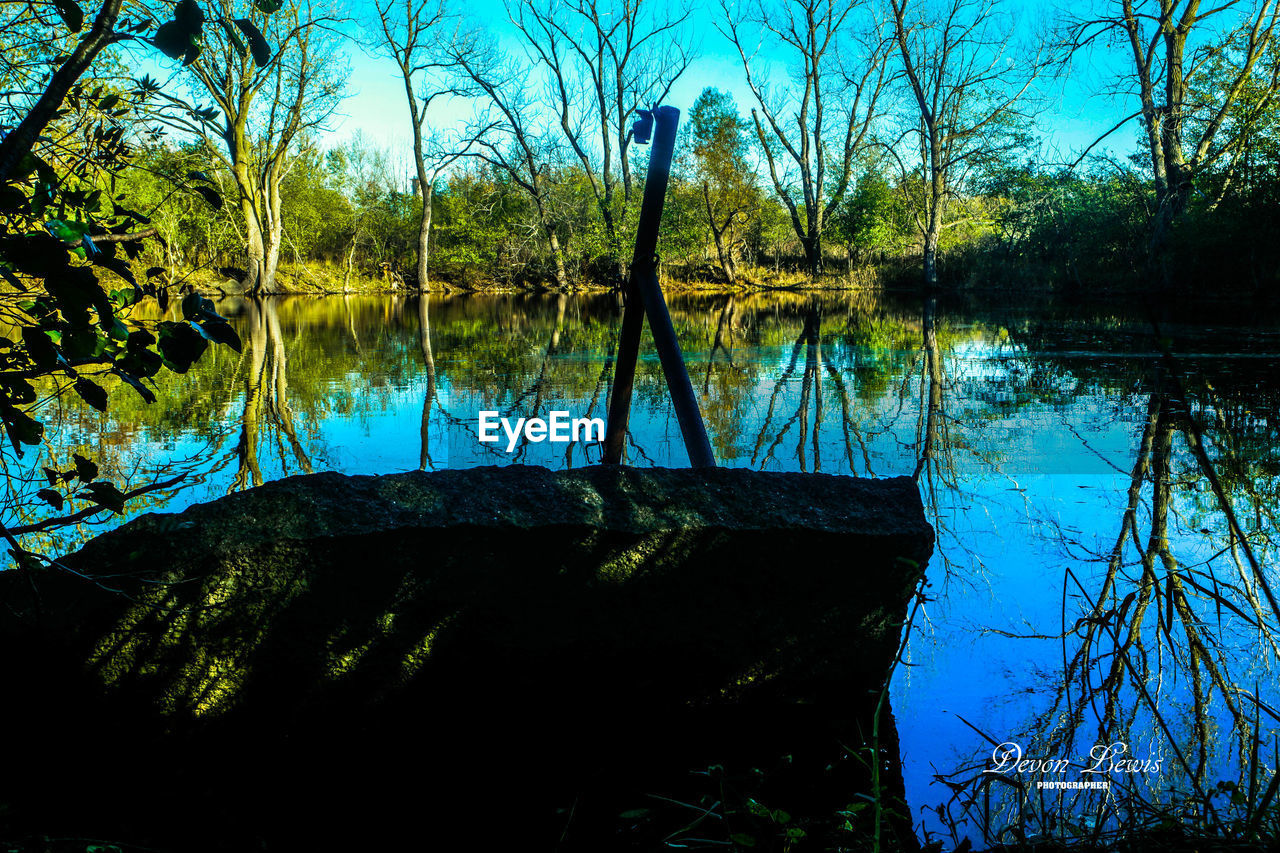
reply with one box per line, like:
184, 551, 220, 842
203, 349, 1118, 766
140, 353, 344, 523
418, 181, 433, 291
546, 225, 570, 291
803, 232, 824, 278
262, 225, 282, 295
244, 212, 266, 296
703, 183, 737, 287
418, 295, 437, 470
1147, 166, 1191, 280
922, 226, 940, 290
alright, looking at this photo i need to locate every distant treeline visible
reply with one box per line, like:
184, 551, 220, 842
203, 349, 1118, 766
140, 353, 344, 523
129, 115, 1280, 295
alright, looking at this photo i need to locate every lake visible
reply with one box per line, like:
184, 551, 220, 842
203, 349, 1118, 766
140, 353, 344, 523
14, 288, 1280, 847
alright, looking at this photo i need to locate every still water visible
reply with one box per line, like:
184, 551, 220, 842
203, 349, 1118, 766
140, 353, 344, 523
14, 290, 1280, 846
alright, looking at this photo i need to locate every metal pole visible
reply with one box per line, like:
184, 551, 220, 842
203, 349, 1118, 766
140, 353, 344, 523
602, 105, 716, 468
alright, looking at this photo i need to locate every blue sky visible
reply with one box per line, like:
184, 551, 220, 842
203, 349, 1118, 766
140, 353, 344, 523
132, 0, 1142, 173
323, 0, 1140, 170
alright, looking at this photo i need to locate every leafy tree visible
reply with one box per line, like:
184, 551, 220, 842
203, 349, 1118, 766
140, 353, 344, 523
684, 88, 760, 285
150, 0, 347, 295
0, 0, 249, 569
832, 169, 913, 264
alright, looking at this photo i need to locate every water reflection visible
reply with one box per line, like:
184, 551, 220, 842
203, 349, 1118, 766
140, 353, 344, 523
12, 290, 1280, 846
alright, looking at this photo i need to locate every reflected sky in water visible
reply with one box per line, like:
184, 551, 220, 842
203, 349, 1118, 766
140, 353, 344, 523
14, 290, 1280, 846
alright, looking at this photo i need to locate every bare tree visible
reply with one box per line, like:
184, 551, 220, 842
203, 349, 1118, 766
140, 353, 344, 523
157, 0, 346, 296
371, 0, 488, 291
1066, 0, 1280, 270
721, 0, 890, 278
887, 0, 1047, 289
509, 0, 693, 283
445, 29, 571, 290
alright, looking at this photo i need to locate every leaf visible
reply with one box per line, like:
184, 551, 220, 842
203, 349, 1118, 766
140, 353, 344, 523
0, 185, 27, 212
192, 184, 222, 210
254, 0, 283, 12
153, 20, 193, 61
74, 377, 108, 411
0, 233, 70, 277
51, 0, 84, 32
153, 1, 203, 66
20, 327, 58, 370
73, 453, 99, 482
3, 408, 44, 449
232, 18, 272, 66
182, 294, 242, 352
729, 834, 757, 847
62, 326, 101, 360
218, 19, 248, 59
157, 321, 208, 373
1, 377, 37, 405
180, 290, 207, 320
46, 218, 88, 242
200, 318, 242, 352
173, 0, 203, 27
84, 481, 127, 514
36, 489, 64, 511
126, 329, 156, 351
113, 369, 157, 404
117, 346, 163, 380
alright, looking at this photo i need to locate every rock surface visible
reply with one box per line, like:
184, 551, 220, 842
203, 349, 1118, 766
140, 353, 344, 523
1, 465, 933, 850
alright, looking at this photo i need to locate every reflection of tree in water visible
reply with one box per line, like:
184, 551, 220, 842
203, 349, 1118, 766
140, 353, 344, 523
748, 302, 875, 474
230, 299, 313, 492
418, 294, 437, 470
932, 359, 1280, 848
419, 294, 618, 467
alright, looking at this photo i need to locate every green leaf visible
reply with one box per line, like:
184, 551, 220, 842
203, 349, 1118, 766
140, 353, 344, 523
126, 329, 157, 351
20, 327, 58, 370
73, 453, 99, 482
173, 0, 203, 27
113, 369, 157, 404
62, 326, 101, 360
153, 0, 203, 67
74, 377, 108, 411
202, 320, 242, 352
729, 834, 757, 847
232, 18, 272, 66
192, 184, 222, 210
153, 21, 190, 60
157, 321, 208, 373
180, 290, 206, 320
51, 0, 84, 31
84, 481, 127, 513
36, 488, 64, 511
1, 377, 37, 405
219, 18, 248, 58
3, 408, 44, 449
0, 185, 27, 212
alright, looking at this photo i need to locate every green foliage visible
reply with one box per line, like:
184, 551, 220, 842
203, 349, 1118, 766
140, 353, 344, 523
0, 0, 276, 566
834, 170, 915, 259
